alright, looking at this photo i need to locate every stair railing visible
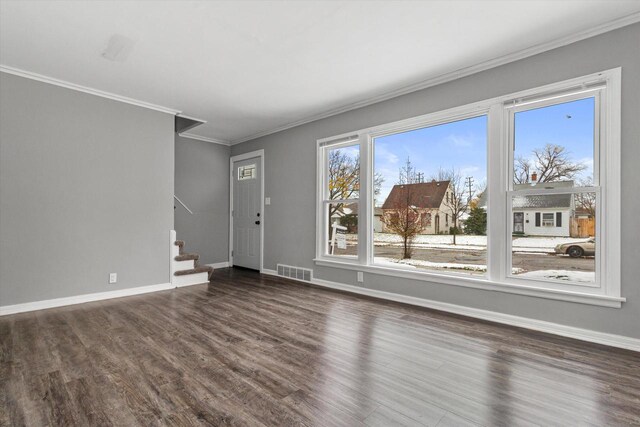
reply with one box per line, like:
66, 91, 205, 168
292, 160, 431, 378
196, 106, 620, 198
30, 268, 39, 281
174, 195, 195, 215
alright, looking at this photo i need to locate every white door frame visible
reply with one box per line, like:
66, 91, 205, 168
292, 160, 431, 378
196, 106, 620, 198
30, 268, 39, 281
229, 149, 265, 272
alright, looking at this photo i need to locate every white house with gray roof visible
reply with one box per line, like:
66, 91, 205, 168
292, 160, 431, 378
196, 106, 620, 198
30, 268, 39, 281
512, 181, 574, 237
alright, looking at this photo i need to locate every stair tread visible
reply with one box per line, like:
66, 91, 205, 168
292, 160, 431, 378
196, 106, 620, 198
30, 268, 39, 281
174, 265, 213, 276
175, 253, 199, 261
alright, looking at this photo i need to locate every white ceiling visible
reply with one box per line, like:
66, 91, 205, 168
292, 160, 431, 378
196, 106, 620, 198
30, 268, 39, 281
1, 1, 639, 144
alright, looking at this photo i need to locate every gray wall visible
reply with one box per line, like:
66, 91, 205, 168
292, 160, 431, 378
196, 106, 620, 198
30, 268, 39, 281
174, 135, 230, 265
0, 73, 174, 306
232, 23, 640, 339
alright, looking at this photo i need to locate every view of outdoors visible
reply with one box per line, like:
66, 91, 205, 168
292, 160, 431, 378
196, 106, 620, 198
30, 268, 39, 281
326, 97, 597, 284
372, 116, 487, 274
326, 145, 359, 256
510, 97, 596, 283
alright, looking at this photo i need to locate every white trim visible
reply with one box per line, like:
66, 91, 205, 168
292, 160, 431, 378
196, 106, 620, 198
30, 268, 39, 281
314, 259, 623, 308
230, 13, 640, 145
170, 229, 178, 282
0, 282, 174, 316
176, 114, 207, 124
178, 132, 231, 146
229, 149, 265, 272
601, 67, 622, 301
207, 261, 230, 269
260, 269, 638, 352
0, 65, 180, 115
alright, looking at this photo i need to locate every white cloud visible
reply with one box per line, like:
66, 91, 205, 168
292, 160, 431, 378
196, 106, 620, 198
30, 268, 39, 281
446, 133, 475, 148
375, 144, 399, 164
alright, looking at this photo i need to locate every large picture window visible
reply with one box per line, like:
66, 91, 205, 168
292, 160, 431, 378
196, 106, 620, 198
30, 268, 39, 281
316, 69, 622, 307
372, 116, 487, 275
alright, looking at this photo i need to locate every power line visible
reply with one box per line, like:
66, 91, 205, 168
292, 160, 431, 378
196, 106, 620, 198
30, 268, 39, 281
465, 176, 474, 202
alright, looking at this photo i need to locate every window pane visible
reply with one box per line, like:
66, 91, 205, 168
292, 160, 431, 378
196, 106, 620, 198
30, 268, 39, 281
327, 202, 358, 256
511, 192, 596, 284
327, 145, 360, 200
513, 97, 595, 187
373, 116, 487, 275
238, 164, 256, 180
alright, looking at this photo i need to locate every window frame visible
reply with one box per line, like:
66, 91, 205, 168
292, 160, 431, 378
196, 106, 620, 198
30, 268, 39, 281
315, 68, 623, 308
318, 138, 361, 261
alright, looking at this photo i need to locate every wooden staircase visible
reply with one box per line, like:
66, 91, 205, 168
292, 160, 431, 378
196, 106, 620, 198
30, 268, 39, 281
171, 231, 213, 287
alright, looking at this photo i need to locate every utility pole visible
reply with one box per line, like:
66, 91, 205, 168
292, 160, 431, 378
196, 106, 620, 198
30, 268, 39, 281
465, 176, 474, 203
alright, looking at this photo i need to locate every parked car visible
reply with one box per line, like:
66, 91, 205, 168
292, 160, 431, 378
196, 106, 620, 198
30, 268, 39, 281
554, 238, 595, 258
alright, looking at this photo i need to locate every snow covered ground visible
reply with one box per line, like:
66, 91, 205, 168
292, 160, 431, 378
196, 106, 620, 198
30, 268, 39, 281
376, 257, 526, 275
372, 233, 589, 253
515, 270, 595, 283
376, 257, 593, 283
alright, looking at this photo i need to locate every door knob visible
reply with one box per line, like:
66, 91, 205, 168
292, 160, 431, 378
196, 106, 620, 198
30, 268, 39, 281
255, 220, 261, 225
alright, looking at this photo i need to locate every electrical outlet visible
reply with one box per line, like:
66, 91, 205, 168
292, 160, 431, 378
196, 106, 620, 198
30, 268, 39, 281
357, 271, 364, 283
109, 273, 117, 284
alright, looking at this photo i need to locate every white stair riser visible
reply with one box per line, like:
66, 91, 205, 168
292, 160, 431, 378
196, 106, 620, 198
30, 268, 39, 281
173, 272, 209, 287
174, 259, 195, 270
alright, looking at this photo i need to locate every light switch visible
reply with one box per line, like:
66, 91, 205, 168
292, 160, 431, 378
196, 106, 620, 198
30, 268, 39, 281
265, 197, 271, 205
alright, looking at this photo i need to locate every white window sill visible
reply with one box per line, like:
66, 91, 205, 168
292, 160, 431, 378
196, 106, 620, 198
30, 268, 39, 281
313, 258, 625, 308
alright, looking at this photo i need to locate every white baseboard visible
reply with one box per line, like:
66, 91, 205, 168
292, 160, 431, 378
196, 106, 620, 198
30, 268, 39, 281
207, 261, 230, 269
0, 282, 174, 316
261, 269, 640, 352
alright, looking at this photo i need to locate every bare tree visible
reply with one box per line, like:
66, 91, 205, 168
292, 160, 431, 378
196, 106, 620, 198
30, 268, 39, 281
430, 167, 451, 182
327, 149, 383, 238
381, 185, 425, 259
575, 177, 596, 217
435, 168, 473, 245
398, 157, 424, 184
514, 144, 586, 184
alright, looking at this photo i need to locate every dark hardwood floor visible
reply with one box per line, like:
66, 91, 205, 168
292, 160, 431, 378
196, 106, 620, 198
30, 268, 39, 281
1, 268, 639, 426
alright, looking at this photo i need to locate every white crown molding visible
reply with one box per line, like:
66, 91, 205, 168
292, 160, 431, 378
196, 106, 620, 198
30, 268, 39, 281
260, 269, 640, 352
230, 12, 640, 145
0, 282, 174, 316
0, 64, 181, 115
176, 114, 207, 124
178, 132, 231, 146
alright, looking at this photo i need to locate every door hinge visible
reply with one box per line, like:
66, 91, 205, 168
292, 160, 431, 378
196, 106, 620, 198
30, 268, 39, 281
231, 250, 234, 257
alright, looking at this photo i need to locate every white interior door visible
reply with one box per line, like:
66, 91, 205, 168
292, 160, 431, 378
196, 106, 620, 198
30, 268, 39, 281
232, 156, 262, 270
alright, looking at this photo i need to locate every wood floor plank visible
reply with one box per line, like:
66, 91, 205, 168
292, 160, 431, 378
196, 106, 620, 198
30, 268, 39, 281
1, 267, 639, 426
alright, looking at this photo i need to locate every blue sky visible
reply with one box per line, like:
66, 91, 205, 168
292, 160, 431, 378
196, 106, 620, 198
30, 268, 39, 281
514, 96, 594, 183
374, 115, 487, 205
372, 97, 594, 205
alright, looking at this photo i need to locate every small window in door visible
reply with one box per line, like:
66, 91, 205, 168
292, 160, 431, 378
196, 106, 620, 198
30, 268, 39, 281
238, 164, 256, 180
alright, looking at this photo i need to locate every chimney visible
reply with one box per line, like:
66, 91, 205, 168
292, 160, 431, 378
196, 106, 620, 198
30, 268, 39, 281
531, 172, 538, 182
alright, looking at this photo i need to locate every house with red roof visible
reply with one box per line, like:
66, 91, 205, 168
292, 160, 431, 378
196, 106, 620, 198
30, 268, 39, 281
381, 180, 455, 234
